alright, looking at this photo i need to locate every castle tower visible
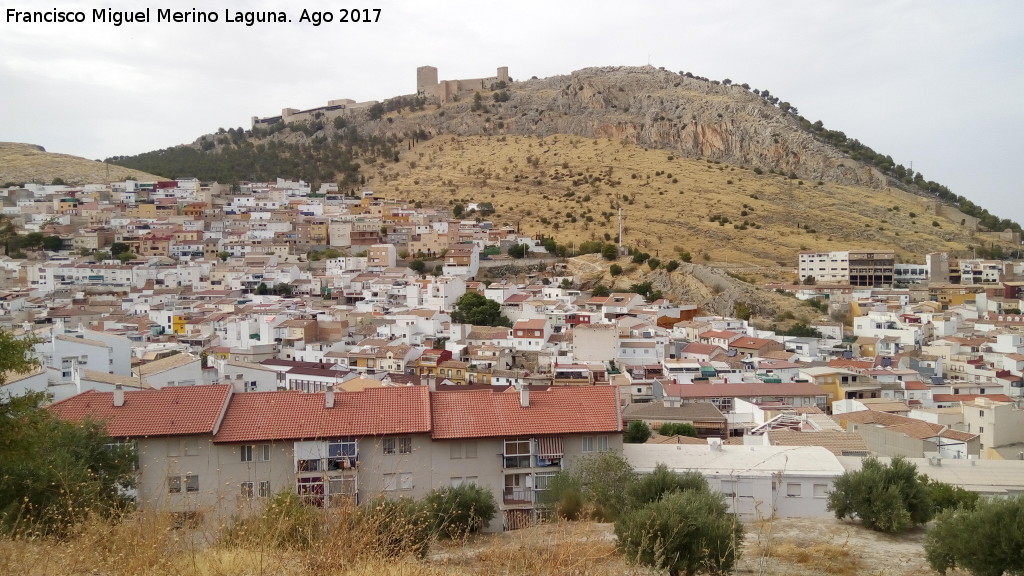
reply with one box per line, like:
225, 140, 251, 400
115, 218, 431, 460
416, 66, 438, 95
497, 66, 509, 83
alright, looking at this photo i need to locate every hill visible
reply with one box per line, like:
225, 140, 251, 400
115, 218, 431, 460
0, 142, 163, 186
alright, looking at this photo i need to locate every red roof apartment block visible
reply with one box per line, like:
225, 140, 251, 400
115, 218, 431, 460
214, 387, 431, 443
49, 385, 233, 437
430, 386, 621, 439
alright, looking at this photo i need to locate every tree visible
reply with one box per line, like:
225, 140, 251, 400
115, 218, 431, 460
543, 452, 636, 522
109, 242, 130, 256
827, 456, 932, 533
272, 283, 294, 297
627, 464, 709, 508
0, 391, 137, 535
601, 243, 619, 261
116, 252, 137, 263
591, 284, 610, 297
647, 258, 661, 270
609, 264, 623, 276
624, 420, 651, 443
255, 282, 269, 295
216, 251, 231, 261
424, 483, 497, 539
508, 243, 529, 259
450, 292, 511, 327
616, 489, 744, 576
367, 102, 385, 120
453, 203, 465, 218
665, 260, 679, 273
41, 236, 63, 251
409, 259, 427, 274
925, 495, 1024, 576
927, 478, 979, 513
803, 274, 817, 285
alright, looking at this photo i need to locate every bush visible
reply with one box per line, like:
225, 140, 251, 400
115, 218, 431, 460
665, 260, 679, 272
616, 489, 743, 576
827, 456, 932, 533
624, 420, 651, 443
543, 452, 636, 522
927, 479, 979, 513
926, 495, 1024, 576
609, 264, 623, 276
1, 390, 136, 537
657, 422, 698, 437
601, 243, 619, 261
424, 483, 497, 539
647, 258, 661, 270
627, 463, 709, 508
223, 491, 323, 549
359, 496, 432, 558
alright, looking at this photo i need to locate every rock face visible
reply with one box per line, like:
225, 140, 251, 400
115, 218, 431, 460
363, 66, 888, 188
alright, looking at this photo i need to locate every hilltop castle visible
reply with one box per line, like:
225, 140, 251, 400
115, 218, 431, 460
417, 65, 509, 104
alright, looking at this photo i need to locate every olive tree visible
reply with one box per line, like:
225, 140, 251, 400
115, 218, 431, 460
827, 456, 932, 533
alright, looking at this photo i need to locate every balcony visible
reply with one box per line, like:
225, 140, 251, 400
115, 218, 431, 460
503, 489, 534, 505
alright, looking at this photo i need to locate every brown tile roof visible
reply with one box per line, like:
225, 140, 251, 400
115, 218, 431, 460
214, 387, 431, 443
662, 381, 828, 399
430, 386, 621, 440
622, 402, 726, 422
49, 385, 231, 437
766, 429, 870, 455
137, 352, 199, 376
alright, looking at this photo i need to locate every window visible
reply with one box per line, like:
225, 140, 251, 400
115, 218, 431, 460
259, 444, 271, 462
327, 438, 357, 470
583, 436, 609, 453
258, 481, 270, 498
383, 473, 397, 491
329, 477, 356, 497
399, 472, 413, 490
979, 426, 984, 433
786, 483, 802, 497
184, 438, 199, 456
720, 480, 736, 497
168, 476, 182, 493
241, 445, 254, 462
535, 473, 555, 491
185, 475, 199, 492
464, 441, 477, 459
298, 459, 323, 472
241, 481, 254, 499
450, 442, 462, 459
167, 439, 180, 457
384, 437, 413, 455
813, 484, 828, 498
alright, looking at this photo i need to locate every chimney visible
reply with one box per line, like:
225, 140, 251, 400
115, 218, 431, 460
519, 387, 530, 408
324, 385, 336, 409
113, 385, 125, 407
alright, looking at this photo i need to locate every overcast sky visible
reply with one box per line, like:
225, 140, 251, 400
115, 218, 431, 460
2, 0, 1022, 225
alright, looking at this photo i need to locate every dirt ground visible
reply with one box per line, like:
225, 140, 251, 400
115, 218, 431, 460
430, 516, 967, 576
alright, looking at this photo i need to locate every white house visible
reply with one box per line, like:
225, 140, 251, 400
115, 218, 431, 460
624, 442, 845, 519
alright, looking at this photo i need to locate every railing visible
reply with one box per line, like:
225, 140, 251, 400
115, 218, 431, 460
502, 490, 534, 505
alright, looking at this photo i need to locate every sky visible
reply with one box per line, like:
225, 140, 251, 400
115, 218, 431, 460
2, 0, 1023, 226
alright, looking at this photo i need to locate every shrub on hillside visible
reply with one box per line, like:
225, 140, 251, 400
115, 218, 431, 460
925, 495, 1024, 576
616, 489, 744, 576
424, 483, 497, 539
827, 456, 932, 533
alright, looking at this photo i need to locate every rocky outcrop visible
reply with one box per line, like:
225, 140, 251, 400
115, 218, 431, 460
357, 66, 888, 189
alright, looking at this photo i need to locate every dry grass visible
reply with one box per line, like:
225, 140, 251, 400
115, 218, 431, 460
0, 142, 163, 186
1, 512, 958, 576
371, 134, 994, 280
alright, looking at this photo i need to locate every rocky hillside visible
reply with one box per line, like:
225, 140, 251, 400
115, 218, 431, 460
0, 142, 162, 186
373, 66, 887, 189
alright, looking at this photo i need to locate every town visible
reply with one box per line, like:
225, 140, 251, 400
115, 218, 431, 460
3, 175, 1024, 533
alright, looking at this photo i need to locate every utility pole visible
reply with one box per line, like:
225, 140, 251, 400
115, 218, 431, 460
618, 207, 623, 255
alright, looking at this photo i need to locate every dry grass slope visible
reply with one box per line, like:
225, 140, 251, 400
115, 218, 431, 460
370, 134, 986, 279
0, 142, 163, 186
0, 514, 961, 576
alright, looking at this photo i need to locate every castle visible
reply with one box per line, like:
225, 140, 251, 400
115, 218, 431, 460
417, 65, 509, 104
250, 65, 510, 128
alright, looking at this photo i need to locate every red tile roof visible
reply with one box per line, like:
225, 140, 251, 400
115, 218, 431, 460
214, 387, 431, 443
49, 385, 232, 437
430, 387, 621, 439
